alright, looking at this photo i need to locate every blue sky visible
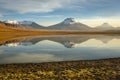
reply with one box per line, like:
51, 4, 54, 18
0, 0, 120, 27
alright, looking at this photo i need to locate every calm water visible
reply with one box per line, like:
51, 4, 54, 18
0, 35, 120, 64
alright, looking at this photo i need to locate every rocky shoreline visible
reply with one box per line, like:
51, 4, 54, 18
0, 58, 120, 79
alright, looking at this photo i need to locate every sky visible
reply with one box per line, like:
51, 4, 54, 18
0, 0, 120, 27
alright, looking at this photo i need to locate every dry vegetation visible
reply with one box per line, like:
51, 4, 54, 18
0, 58, 120, 80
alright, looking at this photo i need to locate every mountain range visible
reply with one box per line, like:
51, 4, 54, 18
2, 18, 120, 31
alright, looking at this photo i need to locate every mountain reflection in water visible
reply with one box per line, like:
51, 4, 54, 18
1, 35, 120, 48
0, 35, 120, 64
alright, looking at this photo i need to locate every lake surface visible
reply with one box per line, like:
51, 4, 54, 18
0, 35, 120, 64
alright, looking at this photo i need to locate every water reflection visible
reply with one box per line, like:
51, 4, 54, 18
0, 35, 120, 64
1, 35, 120, 48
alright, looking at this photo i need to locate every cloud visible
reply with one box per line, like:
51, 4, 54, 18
0, 0, 97, 14
0, 0, 119, 19
0, 0, 78, 13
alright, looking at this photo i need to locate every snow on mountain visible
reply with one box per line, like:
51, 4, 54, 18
3, 19, 118, 31
4, 20, 45, 29
5, 20, 33, 25
5, 20, 19, 24
48, 18, 91, 30
61, 18, 77, 24
5, 20, 34, 25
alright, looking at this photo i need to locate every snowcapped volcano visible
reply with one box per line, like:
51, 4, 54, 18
61, 18, 77, 24
48, 18, 91, 30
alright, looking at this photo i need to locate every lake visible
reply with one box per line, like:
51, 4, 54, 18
0, 35, 120, 64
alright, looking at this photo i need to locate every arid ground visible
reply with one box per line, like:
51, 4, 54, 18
0, 58, 120, 80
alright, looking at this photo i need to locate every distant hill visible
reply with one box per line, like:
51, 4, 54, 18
4, 20, 45, 29
47, 18, 91, 30
19, 21, 45, 29
94, 23, 115, 30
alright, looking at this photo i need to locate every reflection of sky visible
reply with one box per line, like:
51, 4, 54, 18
80, 39, 120, 48
0, 37, 120, 64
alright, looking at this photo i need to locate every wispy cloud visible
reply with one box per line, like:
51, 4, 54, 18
0, 0, 119, 14
0, 0, 99, 14
0, 0, 78, 13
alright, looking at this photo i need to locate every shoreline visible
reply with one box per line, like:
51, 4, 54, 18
0, 57, 120, 79
0, 57, 120, 65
